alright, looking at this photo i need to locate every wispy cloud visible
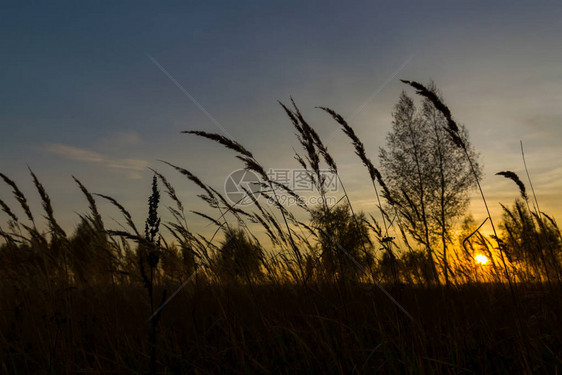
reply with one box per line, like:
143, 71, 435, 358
103, 131, 143, 146
44, 143, 148, 179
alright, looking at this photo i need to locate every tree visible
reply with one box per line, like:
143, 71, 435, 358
69, 218, 114, 284
379, 85, 480, 285
310, 204, 373, 282
216, 227, 264, 282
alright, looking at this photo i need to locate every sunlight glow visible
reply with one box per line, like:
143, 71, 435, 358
475, 254, 489, 265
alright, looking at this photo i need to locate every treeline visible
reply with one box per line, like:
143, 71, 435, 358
1, 81, 561, 290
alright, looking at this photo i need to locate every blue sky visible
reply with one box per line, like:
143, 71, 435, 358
1, 1, 562, 238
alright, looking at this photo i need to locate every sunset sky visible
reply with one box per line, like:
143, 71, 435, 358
2, 1, 561, 240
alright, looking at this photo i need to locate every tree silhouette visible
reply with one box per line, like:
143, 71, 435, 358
310, 204, 372, 282
216, 227, 264, 283
379, 85, 480, 284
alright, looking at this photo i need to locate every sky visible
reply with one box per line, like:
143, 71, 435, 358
1, 1, 562, 241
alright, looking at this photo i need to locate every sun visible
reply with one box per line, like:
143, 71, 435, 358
475, 254, 489, 265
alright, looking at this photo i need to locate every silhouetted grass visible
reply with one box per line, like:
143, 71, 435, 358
1, 83, 561, 373
1, 281, 561, 373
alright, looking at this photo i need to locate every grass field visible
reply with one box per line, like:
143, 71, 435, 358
1, 81, 561, 374
2, 281, 561, 374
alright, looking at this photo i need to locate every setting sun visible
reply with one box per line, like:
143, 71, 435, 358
475, 254, 489, 265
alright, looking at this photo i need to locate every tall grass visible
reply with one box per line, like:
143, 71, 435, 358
0, 85, 561, 373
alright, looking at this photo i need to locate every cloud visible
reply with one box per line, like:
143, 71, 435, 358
44, 143, 148, 179
105, 131, 143, 146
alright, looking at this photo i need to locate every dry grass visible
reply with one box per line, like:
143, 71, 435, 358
1, 82, 562, 373
1, 281, 561, 374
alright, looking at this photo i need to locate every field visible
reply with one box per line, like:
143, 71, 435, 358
1, 81, 561, 374
2, 281, 561, 373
